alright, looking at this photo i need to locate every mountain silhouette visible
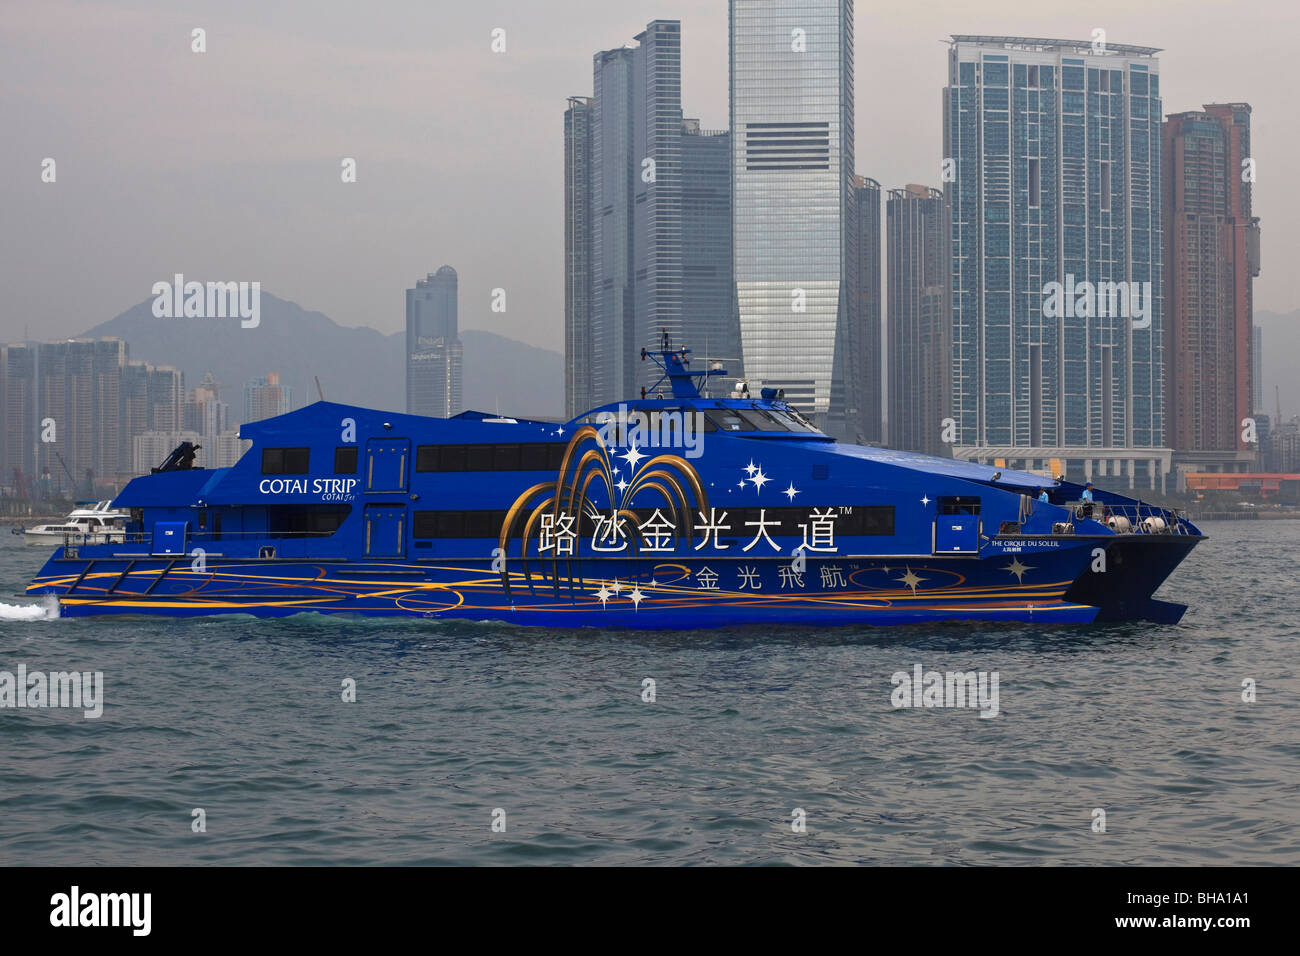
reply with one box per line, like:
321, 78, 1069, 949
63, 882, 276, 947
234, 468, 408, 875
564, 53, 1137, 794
83, 292, 564, 423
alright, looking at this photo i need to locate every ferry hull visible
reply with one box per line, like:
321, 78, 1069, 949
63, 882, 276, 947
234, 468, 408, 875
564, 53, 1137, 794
27, 538, 1196, 627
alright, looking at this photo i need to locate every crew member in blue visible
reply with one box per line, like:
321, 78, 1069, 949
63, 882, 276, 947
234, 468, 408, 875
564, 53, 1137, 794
1037, 488, 1050, 503
1081, 482, 1095, 518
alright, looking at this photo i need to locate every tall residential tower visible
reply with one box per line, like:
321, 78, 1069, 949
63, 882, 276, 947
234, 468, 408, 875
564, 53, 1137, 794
1163, 104, 1260, 471
887, 185, 950, 455
944, 36, 1168, 489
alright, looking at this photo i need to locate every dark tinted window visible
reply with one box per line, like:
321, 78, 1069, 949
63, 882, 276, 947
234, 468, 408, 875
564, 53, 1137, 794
262, 447, 310, 474
335, 447, 358, 474
466, 444, 493, 471
519, 443, 550, 470
737, 409, 787, 432
493, 444, 520, 471
413, 510, 510, 538
415, 443, 567, 472
416, 445, 441, 472
267, 504, 350, 536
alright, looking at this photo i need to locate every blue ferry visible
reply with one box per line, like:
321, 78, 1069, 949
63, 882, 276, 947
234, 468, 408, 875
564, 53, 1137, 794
26, 340, 1203, 627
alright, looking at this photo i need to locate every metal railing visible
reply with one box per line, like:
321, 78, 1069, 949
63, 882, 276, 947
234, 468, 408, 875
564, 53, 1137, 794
1068, 500, 1196, 536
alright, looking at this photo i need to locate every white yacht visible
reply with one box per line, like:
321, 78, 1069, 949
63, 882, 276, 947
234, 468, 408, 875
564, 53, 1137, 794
24, 501, 129, 545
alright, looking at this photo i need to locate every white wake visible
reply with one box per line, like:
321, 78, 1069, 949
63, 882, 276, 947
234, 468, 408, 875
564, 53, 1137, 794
0, 595, 60, 621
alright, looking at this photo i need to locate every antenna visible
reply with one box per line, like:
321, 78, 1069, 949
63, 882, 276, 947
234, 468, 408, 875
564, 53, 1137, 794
315, 376, 325, 401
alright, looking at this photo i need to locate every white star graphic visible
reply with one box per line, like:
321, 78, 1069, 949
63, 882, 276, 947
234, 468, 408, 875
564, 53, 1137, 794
595, 584, 612, 606
750, 468, 770, 492
920, 495, 931, 507
738, 480, 747, 490
744, 460, 758, 477
555, 426, 565, 437
783, 482, 800, 501
615, 477, 629, 494
629, 586, 644, 609
622, 443, 645, 469
610, 579, 624, 595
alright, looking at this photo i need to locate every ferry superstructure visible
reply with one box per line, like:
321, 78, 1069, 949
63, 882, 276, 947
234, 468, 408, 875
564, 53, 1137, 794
26, 342, 1203, 626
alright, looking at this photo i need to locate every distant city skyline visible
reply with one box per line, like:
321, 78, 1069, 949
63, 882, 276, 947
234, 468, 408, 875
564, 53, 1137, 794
4, 2, 1296, 351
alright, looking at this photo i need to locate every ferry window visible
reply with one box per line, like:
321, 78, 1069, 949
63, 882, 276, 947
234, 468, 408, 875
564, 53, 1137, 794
413, 510, 511, 538
436, 512, 465, 537
520, 443, 551, 471
847, 506, 895, 536
737, 409, 787, 432
465, 511, 499, 538
413, 511, 438, 538
766, 408, 820, 433
267, 504, 351, 536
416, 443, 565, 472
262, 447, 310, 474
939, 496, 981, 515
494, 444, 521, 471
706, 410, 748, 431
335, 447, 358, 474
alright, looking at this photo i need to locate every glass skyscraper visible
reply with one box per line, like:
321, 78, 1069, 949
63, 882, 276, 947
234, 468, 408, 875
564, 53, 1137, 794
567, 20, 737, 412
405, 265, 463, 418
564, 96, 594, 419
681, 120, 741, 378
848, 175, 881, 443
945, 36, 1168, 488
730, 0, 855, 428
887, 185, 950, 455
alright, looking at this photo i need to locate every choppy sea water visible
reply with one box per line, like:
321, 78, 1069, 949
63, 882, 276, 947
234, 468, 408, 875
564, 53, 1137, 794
0, 520, 1296, 866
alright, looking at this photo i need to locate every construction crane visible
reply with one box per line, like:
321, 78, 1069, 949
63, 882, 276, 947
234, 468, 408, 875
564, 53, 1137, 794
53, 450, 76, 492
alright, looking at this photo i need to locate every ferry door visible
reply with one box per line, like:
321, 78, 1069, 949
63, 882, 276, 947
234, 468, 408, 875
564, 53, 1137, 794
364, 505, 407, 557
365, 438, 410, 493
933, 496, 981, 554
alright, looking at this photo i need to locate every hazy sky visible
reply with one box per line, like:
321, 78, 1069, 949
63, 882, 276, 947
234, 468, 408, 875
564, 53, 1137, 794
3, 0, 1298, 351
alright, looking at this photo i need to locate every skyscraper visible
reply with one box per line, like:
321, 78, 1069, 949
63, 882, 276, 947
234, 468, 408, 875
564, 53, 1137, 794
406, 265, 464, 418
244, 372, 292, 424
1, 345, 35, 492
887, 185, 950, 455
632, 20, 684, 376
730, 0, 855, 430
945, 36, 1168, 490
1252, 326, 1262, 415
1163, 104, 1261, 464
564, 96, 595, 419
848, 175, 881, 442
681, 120, 740, 376
568, 20, 737, 412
